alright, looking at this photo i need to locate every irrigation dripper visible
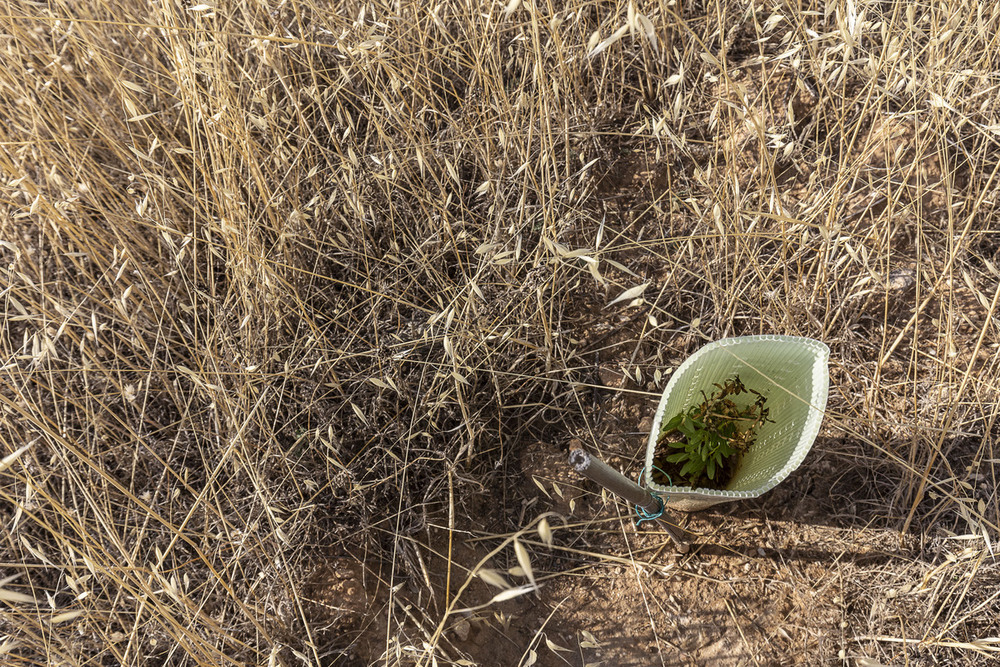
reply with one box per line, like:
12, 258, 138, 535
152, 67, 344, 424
569, 448, 690, 553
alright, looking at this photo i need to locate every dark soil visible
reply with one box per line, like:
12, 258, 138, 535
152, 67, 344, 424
650, 435, 741, 491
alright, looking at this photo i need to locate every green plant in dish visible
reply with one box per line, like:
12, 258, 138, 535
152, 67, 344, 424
653, 375, 772, 489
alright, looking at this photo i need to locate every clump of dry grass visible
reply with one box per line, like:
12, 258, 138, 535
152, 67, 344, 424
1, 0, 999, 664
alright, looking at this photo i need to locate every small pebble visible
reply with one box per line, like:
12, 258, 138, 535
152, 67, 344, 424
888, 268, 915, 292
451, 618, 471, 641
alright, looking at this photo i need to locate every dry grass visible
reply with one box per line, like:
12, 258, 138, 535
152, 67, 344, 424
1, 0, 999, 664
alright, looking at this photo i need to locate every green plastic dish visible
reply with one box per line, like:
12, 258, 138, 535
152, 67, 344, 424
644, 335, 830, 511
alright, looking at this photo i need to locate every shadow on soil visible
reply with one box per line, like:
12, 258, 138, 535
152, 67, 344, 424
661, 432, 988, 566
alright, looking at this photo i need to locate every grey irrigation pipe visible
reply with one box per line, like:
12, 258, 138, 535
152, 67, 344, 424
569, 448, 690, 553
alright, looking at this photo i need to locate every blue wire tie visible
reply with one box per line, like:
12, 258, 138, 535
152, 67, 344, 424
635, 465, 672, 526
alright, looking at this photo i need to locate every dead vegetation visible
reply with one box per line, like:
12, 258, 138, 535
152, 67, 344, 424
1, 0, 999, 664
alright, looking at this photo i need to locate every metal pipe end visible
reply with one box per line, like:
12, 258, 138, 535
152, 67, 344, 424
568, 448, 590, 473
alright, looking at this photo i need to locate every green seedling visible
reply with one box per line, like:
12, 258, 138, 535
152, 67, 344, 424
655, 375, 772, 489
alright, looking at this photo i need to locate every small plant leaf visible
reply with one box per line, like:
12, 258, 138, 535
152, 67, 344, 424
488, 585, 538, 605
653, 375, 772, 488
478, 568, 511, 590
513, 538, 536, 589
605, 281, 649, 308
588, 24, 629, 59
537, 518, 553, 547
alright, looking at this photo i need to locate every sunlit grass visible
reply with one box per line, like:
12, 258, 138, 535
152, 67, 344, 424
1, 0, 999, 663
